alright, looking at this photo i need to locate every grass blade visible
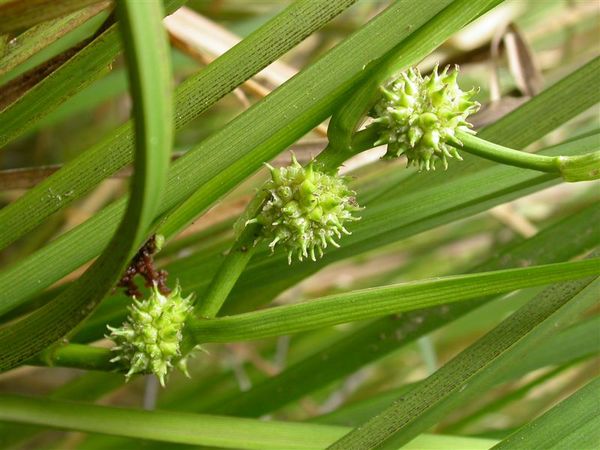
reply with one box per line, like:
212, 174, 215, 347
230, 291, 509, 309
491, 377, 600, 450
328, 275, 599, 449
0, 0, 184, 150
0, 0, 173, 370
189, 260, 600, 343
0, 2, 109, 77
0, 0, 453, 316
211, 204, 598, 417
0, 394, 498, 450
0, 0, 106, 33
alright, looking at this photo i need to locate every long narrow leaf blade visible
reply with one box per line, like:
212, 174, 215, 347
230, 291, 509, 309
0, 0, 173, 370
328, 275, 599, 449
492, 377, 600, 450
0, 0, 454, 316
189, 260, 600, 343
0, 394, 497, 450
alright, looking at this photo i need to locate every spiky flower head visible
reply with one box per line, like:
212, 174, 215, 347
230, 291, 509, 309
107, 283, 193, 386
248, 155, 361, 264
369, 64, 480, 171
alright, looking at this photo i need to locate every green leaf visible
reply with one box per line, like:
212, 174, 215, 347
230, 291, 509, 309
327, 0, 502, 152
0, 371, 124, 449
0, 0, 184, 150
0, 394, 498, 450
0, 0, 173, 370
504, 315, 600, 380
188, 260, 600, 343
491, 377, 600, 450
0, 2, 108, 77
318, 314, 600, 430
0, 0, 107, 33
211, 204, 598, 417
327, 275, 599, 449
32, 259, 600, 371
0, 0, 451, 317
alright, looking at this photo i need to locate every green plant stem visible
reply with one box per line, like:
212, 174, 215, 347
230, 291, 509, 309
458, 130, 560, 171
31, 343, 114, 371
457, 130, 600, 180
29, 259, 600, 371
185, 185, 272, 322
187, 259, 599, 344
194, 223, 261, 319
193, 127, 379, 321
319, 116, 599, 181
315, 127, 380, 173
327, 0, 502, 152
319, 126, 599, 181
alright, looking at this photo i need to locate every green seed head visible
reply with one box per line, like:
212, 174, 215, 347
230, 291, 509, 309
369, 65, 480, 171
107, 283, 194, 386
250, 155, 361, 264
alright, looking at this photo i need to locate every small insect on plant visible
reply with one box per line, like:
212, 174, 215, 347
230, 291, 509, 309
0, 1, 598, 449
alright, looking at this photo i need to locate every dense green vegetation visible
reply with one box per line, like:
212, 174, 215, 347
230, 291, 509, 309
0, 1, 598, 449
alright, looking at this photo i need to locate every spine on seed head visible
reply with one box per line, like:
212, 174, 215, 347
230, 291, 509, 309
369, 64, 480, 171
107, 283, 195, 386
247, 155, 361, 264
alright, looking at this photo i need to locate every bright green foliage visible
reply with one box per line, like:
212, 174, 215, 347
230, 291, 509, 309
0, 1, 598, 449
107, 284, 193, 386
370, 65, 479, 170
250, 156, 361, 264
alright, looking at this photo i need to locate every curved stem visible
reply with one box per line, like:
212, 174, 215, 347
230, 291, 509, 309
458, 130, 600, 182
0, 0, 173, 371
457, 130, 560, 173
177, 224, 261, 357
319, 126, 599, 181
315, 126, 380, 173
187, 186, 271, 322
